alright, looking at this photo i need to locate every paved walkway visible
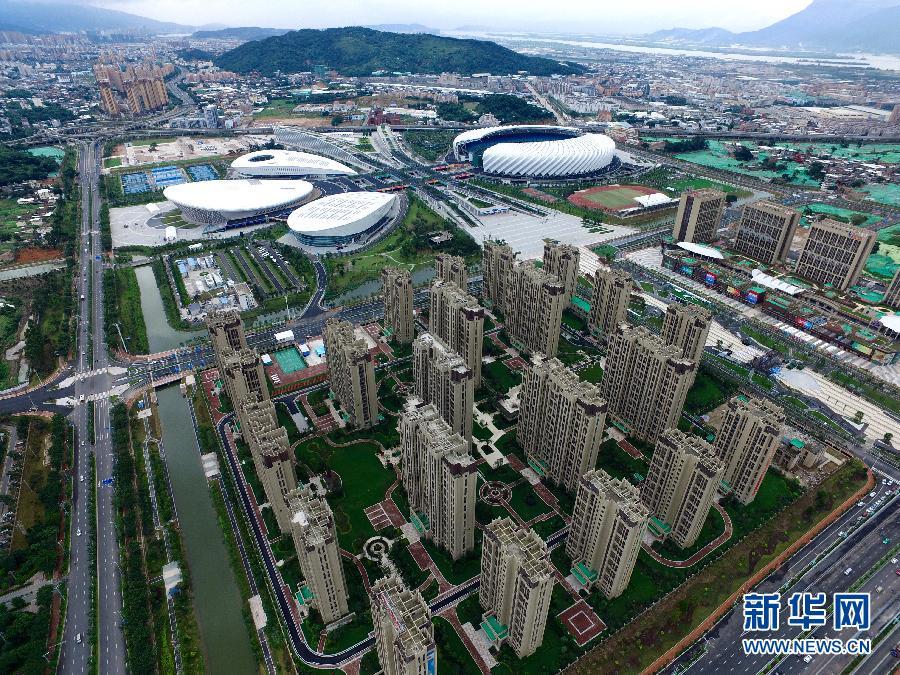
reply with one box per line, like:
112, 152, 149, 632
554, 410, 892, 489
643, 503, 734, 568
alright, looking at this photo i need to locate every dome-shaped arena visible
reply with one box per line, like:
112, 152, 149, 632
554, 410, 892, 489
231, 149, 357, 178
287, 191, 398, 247
163, 179, 315, 229
453, 125, 618, 179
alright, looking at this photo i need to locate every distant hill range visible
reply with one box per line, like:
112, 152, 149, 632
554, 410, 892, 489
647, 0, 900, 53
214, 26, 585, 76
191, 26, 290, 40
0, 0, 193, 34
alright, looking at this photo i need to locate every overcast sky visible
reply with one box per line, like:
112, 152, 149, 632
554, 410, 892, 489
86, 0, 813, 34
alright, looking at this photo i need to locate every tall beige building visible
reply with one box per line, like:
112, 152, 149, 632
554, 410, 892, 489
323, 318, 379, 428
601, 325, 696, 444
207, 309, 248, 355
661, 302, 712, 363
429, 280, 485, 386
733, 201, 800, 264
715, 396, 784, 505
518, 356, 607, 493
543, 239, 581, 299
412, 333, 474, 442
240, 396, 299, 533
482, 239, 516, 312
382, 267, 415, 344
399, 401, 478, 559
434, 252, 468, 291
588, 268, 634, 337
480, 517, 554, 658
642, 428, 724, 549
883, 269, 900, 309
795, 219, 876, 291
221, 348, 269, 405
566, 469, 649, 599
287, 486, 349, 624
371, 575, 435, 675
504, 262, 566, 358
672, 189, 726, 243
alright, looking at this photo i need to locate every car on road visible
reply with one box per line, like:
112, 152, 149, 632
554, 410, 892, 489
803, 655, 813, 663
79, 475, 84, 482
869, 491, 876, 498
857, 501, 865, 507
75, 633, 83, 644
895, 569, 900, 576
839, 531, 847, 538
892, 558, 898, 564
76, 528, 81, 536
844, 567, 853, 576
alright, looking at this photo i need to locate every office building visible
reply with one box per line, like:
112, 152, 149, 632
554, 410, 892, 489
371, 575, 435, 675
288, 486, 350, 623
323, 318, 379, 429
661, 302, 712, 363
429, 280, 485, 386
412, 333, 474, 442
543, 239, 580, 299
566, 469, 649, 599
504, 262, 566, 358
482, 239, 516, 312
715, 396, 784, 505
588, 268, 634, 337
399, 401, 478, 559
884, 269, 900, 309
601, 325, 696, 444
518, 356, 607, 493
480, 517, 554, 658
382, 267, 415, 344
672, 189, 726, 243
794, 219, 877, 291
434, 252, 468, 291
733, 201, 800, 264
642, 428, 724, 549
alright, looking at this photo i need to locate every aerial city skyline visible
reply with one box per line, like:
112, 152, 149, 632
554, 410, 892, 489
0, 0, 897, 674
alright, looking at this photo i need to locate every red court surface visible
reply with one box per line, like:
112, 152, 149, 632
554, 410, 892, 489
364, 503, 392, 530
504, 356, 525, 371
558, 600, 606, 646
618, 439, 645, 459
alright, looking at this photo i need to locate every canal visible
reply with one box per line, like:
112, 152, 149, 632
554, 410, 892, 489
156, 386, 257, 674
134, 265, 204, 353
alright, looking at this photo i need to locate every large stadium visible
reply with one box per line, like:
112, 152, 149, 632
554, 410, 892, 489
452, 125, 618, 179
287, 191, 399, 249
163, 179, 316, 229
231, 149, 357, 179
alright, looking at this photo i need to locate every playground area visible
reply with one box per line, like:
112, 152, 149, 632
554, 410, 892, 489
568, 184, 664, 213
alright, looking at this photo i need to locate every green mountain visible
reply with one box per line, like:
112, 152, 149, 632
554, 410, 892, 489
214, 27, 584, 77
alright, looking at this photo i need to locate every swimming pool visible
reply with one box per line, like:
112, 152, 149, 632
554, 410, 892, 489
274, 346, 307, 374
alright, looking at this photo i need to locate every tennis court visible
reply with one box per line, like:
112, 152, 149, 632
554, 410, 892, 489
151, 166, 186, 187
187, 164, 218, 182
120, 171, 151, 194
273, 346, 307, 374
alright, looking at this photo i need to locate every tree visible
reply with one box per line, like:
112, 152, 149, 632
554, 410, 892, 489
733, 145, 753, 161
330, 115, 343, 126
883, 432, 893, 444
807, 161, 826, 181
853, 410, 864, 424
849, 214, 867, 226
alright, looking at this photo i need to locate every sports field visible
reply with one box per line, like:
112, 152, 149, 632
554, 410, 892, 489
274, 346, 307, 374
568, 184, 661, 212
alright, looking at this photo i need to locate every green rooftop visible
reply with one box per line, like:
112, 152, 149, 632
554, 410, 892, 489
571, 563, 598, 586
790, 438, 805, 449
411, 511, 430, 534
648, 517, 671, 537
481, 616, 509, 642
572, 296, 591, 313
528, 458, 549, 477
295, 585, 314, 606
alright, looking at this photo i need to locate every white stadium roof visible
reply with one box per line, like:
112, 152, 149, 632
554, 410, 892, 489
452, 124, 580, 151
750, 269, 806, 296
287, 191, 396, 239
231, 149, 356, 177
676, 241, 724, 260
164, 179, 314, 213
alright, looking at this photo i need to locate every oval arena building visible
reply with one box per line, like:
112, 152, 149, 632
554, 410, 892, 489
231, 149, 357, 179
287, 191, 399, 247
452, 125, 618, 179
163, 179, 316, 229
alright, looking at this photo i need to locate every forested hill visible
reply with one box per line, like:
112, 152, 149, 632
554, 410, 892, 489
214, 27, 584, 77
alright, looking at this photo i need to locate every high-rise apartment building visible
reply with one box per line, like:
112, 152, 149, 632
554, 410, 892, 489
482, 239, 516, 312
715, 396, 784, 505
543, 239, 580, 299
399, 401, 478, 559
661, 302, 712, 363
287, 486, 350, 623
207, 309, 248, 355
434, 252, 468, 291
480, 518, 554, 658
504, 262, 566, 357
429, 279, 485, 386
795, 219, 876, 291
518, 356, 607, 493
642, 428, 724, 549
371, 575, 435, 675
94, 62, 172, 116
884, 269, 900, 309
566, 469, 649, 599
221, 348, 269, 404
412, 333, 474, 442
588, 268, 633, 337
382, 267, 415, 344
672, 189, 726, 243
733, 201, 800, 264
323, 318, 379, 429
601, 325, 696, 444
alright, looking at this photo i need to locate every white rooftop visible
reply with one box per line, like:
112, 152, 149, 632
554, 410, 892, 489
163, 179, 314, 212
231, 149, 356, 176
677, 241, 724, 260
751, 269, 806, 296
634, 192, 675, 208
287, 191, 396, 234
879, 314, 900, 332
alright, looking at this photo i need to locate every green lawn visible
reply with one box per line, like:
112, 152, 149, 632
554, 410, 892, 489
653, 506, 725, 560
482, 359, 522, 394
434, 618, 481, 675
578, 362, 603, 384
421, 537, 482, 585
508, 481, 551, 522
595, 438, 647, 482
685, 371, 733, 414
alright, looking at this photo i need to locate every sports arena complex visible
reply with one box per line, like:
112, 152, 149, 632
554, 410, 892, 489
163, 179, 316, 229
231, 149, 357, 179
287, 191, 399, 249
452, 125, 619, 179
